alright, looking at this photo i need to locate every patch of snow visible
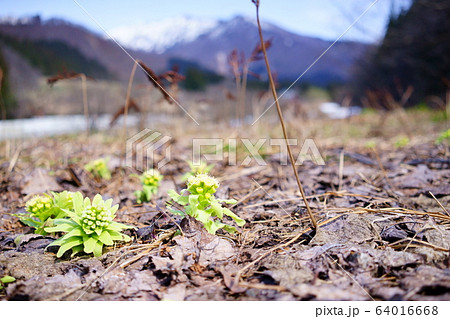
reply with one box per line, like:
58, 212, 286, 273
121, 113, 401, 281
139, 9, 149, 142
319, 102, 362, 119
0, 114, 169, 140
0, 15, 40, 25
109, 16, 218, 53
207, 22, 227, 39
109, 15, 276, 52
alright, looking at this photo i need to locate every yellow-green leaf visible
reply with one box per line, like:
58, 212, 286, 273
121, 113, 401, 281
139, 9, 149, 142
0, 276, 16, 284
93, 242, 103, 257
98, 231, 113, 246
83, 237, 98, 254
56, 237, 83, 258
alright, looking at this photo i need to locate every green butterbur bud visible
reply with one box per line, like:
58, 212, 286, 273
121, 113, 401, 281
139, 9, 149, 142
84, 158, 111, 180
187, 173, 219, 196
80, 202, 113, 234
52, 190, 74, 210
181, 160, 214, 182
142, 169, 163, 186
134, 169, 163, 204
168, 173, 244, 235
436, 128, 450, 145
26, 195, 53, 217
18, 191, 74, 235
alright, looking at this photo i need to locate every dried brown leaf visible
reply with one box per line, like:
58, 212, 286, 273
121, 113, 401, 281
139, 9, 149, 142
137, 60, 173, 104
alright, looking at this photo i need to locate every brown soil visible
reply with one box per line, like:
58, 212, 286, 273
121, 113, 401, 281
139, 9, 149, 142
0, 114, 449, 301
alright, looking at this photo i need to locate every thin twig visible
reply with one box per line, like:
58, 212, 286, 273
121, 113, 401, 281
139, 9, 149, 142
232, 215, 341, 289
47, 71, 91, 133
242, 190, 393, 209
329, 206, 450, 222
338, 150, 344, 191
389, 237, 448, 252
230, 184, 263, 208
119, 229, 176, 268
253, 0, 317, 230
429, 191, 450, 216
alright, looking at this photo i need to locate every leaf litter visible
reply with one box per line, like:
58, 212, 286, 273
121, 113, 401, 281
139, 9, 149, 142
0, 129, 449, 301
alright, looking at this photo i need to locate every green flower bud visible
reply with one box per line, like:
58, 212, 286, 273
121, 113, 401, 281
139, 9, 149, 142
25, 195, 54, 218
79, 200, 115, 233
141, 169, 162, 187
187, 174, 219, 195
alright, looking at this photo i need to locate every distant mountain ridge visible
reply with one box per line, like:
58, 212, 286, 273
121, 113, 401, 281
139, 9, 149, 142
0, 16, 165, 81
111, 15, 370, 84
0, 15, 369, 85
0, 32, 112, 79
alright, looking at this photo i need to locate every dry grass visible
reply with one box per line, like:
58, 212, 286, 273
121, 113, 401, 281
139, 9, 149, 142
47, 70, 93, 132
227, 40, 272, 125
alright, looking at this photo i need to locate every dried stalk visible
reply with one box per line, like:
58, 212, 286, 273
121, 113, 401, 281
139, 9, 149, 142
47, 71, 91, 133
232, 215, 340, 289
0, 68, 5, 120
240, 63, 249, 125
253, 0, 317, 230
123, 60, 138, 140
110, 99, 141, 128
229, 50, 243, 124
79, 74, 89, 133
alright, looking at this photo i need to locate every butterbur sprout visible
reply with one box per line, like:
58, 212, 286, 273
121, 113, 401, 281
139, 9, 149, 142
181, 160, 214, 182
187, 173, 219, 196
45, 192, 133, 258
142, 169, 163, 187
84, 158, 111, 180
168, 173, 245, 235
20, 193, 70, 234
26, 195, 53, 216
134, 169, 163, 204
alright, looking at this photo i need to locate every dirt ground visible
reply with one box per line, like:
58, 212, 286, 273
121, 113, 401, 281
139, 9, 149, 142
0, 113, 449, 301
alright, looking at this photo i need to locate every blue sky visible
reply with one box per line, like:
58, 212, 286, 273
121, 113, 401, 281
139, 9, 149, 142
2, 0, 411, 43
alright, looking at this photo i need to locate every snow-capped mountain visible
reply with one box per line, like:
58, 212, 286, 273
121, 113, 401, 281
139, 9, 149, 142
109, 16, 218, 53
0, 15, 369, 85
165, 16, 369, 84
108, 15, 368, 84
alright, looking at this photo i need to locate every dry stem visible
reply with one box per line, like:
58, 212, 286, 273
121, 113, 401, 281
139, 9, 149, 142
253, 0, 317, 230
123, 60, 138, 141
79, 74, 89, 133
0, 68, 5, 120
